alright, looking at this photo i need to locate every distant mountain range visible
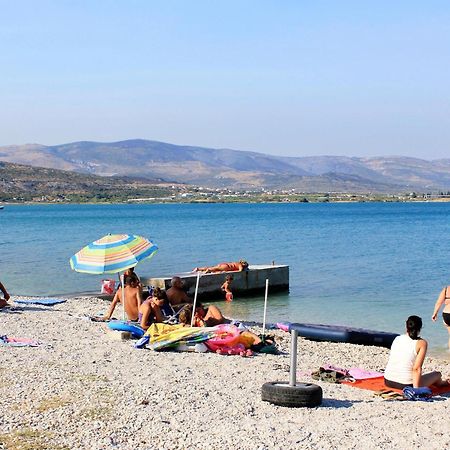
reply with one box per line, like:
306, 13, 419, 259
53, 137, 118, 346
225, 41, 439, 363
1, 139, 450, 192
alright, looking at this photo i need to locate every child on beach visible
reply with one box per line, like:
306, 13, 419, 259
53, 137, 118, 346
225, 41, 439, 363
103, 275, 143, 321
0, 280, 10, 308
221, 275, 234, 302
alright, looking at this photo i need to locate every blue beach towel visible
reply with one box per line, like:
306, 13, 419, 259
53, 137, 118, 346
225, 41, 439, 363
14, 298, 67, 306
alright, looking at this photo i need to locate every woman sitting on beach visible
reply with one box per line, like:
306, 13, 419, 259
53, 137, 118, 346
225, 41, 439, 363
138, 287, 167, 330
431, 286, 450, 349
384, 315, 449, 389
193, 260, 248, 274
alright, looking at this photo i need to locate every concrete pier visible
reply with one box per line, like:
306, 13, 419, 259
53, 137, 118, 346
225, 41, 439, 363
140, 264, 289, 301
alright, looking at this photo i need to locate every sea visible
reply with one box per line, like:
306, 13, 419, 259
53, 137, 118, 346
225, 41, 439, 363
1, 202, 449, 356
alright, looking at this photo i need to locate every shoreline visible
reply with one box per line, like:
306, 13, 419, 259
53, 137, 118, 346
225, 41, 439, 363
1, 295, 449, 449
2, 197, 450, 206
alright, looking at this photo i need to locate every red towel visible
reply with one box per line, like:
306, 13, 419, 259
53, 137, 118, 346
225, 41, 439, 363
342, 376, 450, 395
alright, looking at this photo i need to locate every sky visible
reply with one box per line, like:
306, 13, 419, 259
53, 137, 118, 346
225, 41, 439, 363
0, 1, 449, 159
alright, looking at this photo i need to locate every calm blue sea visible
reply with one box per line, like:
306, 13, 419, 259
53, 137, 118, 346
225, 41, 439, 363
1, 202, 449, 355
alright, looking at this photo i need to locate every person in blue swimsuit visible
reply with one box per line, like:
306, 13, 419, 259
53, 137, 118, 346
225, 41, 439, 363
432, 286, 450, 349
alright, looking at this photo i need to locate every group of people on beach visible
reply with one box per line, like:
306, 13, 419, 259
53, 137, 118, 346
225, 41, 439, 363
100, 260, 249, 330
2, 266, 450, 390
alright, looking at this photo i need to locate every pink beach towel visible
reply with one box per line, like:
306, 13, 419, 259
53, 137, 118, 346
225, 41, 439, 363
0, 335, 41, 347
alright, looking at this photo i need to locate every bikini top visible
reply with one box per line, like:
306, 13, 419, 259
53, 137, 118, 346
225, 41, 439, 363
445, 286, 450, 304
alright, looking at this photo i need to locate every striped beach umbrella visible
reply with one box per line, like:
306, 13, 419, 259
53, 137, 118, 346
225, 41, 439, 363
70, 234, 158, 274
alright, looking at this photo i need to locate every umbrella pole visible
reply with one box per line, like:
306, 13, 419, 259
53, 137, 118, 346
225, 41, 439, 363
190, 272, 201, 327
262, 278, 269, 339
121, 272, 125, 321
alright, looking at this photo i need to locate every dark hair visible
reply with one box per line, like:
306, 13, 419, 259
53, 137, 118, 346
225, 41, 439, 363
153, 287, 167, 301
225, 275, 233, 282
406, 315, 422, 340
124, 275, 136, 286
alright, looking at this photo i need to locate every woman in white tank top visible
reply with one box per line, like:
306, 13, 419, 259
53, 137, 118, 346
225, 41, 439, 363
384, 315, 449, 389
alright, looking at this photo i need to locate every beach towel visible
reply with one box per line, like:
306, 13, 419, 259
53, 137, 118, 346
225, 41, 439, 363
14, 298, 66, 306
145, 323, 215, 351
0, 335, 41, 347
348, 368, 384, 380
342, 376, 450, 397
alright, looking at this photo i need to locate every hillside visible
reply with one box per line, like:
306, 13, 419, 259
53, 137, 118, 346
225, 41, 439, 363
0, 161, 178, 202
1, 139, 450, 192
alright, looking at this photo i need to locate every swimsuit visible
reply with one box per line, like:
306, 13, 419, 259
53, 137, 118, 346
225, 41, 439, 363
443, 287, 450, 326
443, 312, 450, 326
221, 262, 240, 271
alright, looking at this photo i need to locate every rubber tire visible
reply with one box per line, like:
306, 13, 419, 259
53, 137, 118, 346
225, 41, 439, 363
261, 381, 322, 407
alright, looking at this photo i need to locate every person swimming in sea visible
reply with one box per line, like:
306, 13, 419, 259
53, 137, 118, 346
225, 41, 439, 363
193, 260, 248, 274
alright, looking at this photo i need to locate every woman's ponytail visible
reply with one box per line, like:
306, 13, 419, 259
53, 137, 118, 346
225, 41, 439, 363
406, 315, 422, 340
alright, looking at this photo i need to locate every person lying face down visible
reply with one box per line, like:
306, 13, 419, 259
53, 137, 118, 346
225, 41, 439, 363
103, 276, 143, 321
166, 276, 192, 310
192, 260, 249, 274
384, 315, 450, 389
138, 287, 167, 330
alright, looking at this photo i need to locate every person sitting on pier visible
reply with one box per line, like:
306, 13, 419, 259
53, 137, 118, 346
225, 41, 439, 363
103, 275, 143, 321
138, 287, 167, 330
193, 260, 249, 274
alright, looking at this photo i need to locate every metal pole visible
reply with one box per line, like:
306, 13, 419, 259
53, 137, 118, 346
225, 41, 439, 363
289, 329, 298, 386
262, 279, 269, 338
190, 272, 201, 327
121, 273, 126, 321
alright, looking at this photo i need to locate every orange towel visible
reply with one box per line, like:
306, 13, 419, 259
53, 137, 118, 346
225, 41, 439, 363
342, 376, 450, 395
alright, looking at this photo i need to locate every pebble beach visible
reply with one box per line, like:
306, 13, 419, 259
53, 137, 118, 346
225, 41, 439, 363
1, 296, 449, 450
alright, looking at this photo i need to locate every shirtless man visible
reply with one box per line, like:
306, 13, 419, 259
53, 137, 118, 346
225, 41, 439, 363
0, 280, 10, 308
103, 276, 142, 321
166, 277, 192, 310
193, 260, 249, 273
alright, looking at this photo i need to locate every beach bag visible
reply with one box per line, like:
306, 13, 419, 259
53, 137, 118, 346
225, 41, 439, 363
311, 367, 348, 383
101, 279, 115, 295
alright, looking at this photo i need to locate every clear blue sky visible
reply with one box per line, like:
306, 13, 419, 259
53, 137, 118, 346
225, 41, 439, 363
1, 1, 449, 158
